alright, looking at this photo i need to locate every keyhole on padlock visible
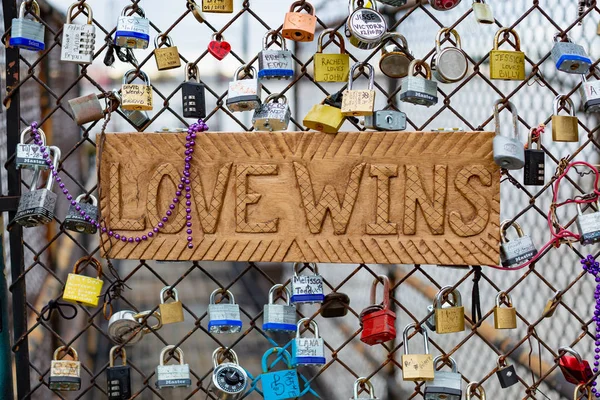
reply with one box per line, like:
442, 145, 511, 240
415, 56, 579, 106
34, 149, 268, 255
570, 63, 580, 71
76, 224, 85, 232
386, 115, 393, 125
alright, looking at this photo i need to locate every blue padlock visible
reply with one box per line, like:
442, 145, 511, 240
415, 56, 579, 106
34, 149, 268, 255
10, 0, 45, 51
261, 347, 300, 400
551, 33, 591, 74
292, 318, 326, 367
290, 262, 325, 304
258, 31, 294, 80
207, 289, 243, 334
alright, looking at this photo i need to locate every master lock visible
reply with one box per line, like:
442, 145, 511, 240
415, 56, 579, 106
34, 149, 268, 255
10, 0, 45, 51
154, 35, 181, 71
115, 5, 150, 49
121, 69, 153, 111
291, 262, 325, 304
472, 0, 494, 24
379, 33, 412, 79
64, 194, 98, 234
263, 284, 297, 333
576, 202, 600, 245
341, 62, 376, 116
227, 65, 261, 112
261, 347, 300, 400
155, 345, 192, 389
433, 286, 464, 334
360, 275, 396, 345
321, 292, 351, 318
429, 0, 461, 11
580, 75, 600, 113
558, 346, 593, 384
500, 220, 537, 268
399, 59, 438, 107
350, 377, 378, 400
552, 95, 579, 142
61, 2, 95, 64
431, 28, 468, 83
182, 63, 206, 119
282, 1, 317, 42
363, 110, 407, 131
16, 126, 47, 170
424, 356, 462, 400
346, 0, 387, 50
252, 93, 291, 131
107, 346, 131, 400
258, 31, 294, 80
494, 292, 517, 329
551, 33, 591, 74
208, 289, 242, 334
493, 99, 524, 170
524, 128, 545, 186
292, 318, 326, 366
49, 346, 81, 391
490, 28, 525, 80
496, 357, 519, 388
465, 383, 486, 400
314, 29, 350, 82
209, 348, 248, 399
108, 309, 162, 345
159, 287, 184, 325
402, 323, 434, 381
303, 96, 346, 134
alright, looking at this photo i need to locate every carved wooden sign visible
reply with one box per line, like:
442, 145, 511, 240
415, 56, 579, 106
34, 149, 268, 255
98, 131, 500, 265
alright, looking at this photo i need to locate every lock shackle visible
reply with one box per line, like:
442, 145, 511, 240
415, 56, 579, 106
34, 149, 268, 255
20, 126, 46, 145
433, 355, 458, 372
289, 0, 315, 15
133, 309, 163, 333
553, 95, 576, 117
75, 193, 98, 207
349, 0, 378, 12
45, 146, 61, 191
553, 32, 572, 43
466, 383, 485, 400
436, 28, 461, 51
261, 347, 294, 373
370, 275, 391, 310
408, 59, 432, 79
123, 69, 151, 86
353, 377, 376, 399
66, 2, 93, 24
499, 220, 525, 243
433, 286, 462, 308
121, 5, 145, 18
495, 291, 513, 308
473, 0, 487, 3
496, 355, 512, 369
494, 28, 521, 51
160, 286, 179, 303
159, 345, 185, 365
154, 34, 174, 49
293, 262, 319, 276
527, 127, 541, 150
559, 346, 584, 363
18, 0, 40, 19
576, 201, 600, 215
109, 346, 127, 367
212, 347, 239, 367
402, 323, 430, 355
264, 93, 288, 105
72, 256, 103, 279
296, 318, 319, 339
234, 65, 257, 81
384, 32, 409, 51
185, 63, 200, 82
263, 30, 287, 51
209, 288, 236, 305
493, 99, 519, 139
53, 345, 79, 361
317, 29, 346, 54
268, 284, 291, 306
348, 62, 375, 90
575, 384, 593, 400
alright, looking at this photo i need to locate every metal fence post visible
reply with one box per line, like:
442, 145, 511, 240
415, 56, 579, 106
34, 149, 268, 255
0, 216, 14, 400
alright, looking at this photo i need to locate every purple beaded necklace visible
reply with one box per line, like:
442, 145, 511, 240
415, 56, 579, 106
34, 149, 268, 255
28, 120, 207, 249
581, 254, 600, 396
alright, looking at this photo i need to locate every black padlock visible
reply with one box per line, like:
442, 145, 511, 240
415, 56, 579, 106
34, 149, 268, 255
524, 128, 545, 186
320, 292, 350, 318
107, 346, 132, 400
496, 357, 519, 388
182, 63, 206, 119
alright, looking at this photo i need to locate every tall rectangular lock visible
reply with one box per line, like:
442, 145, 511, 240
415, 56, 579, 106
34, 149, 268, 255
61, 4, 95, 64
182, 64, 206, 119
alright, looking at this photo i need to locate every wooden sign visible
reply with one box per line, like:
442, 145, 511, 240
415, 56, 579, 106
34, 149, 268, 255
98, 131, 500, 265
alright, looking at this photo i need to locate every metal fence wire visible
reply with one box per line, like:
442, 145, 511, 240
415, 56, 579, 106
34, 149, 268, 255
3, 0, 600, 399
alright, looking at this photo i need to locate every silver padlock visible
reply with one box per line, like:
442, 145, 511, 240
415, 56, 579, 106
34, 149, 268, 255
115, 5, 150, 49
209, 348, 248, 399
64, 194, 99, 234
424, 356, 462, 400
68, 93, 112, 125
49, 346, 81, 391
500, 220, 537, 268
579, 75, 600, 113
493, 100, 524, 170
263, 284, 297, 333
16, 126, 48, 170
551, 33, 591, 74
292, 318, 326, 366
208, 289, 242, 334
431, 28, 468, 83
350, 377, 378, 400
472, 0, 494, 24
399, 59, 438, 107
576, 202, 600, 245
227, 65, 261, 112
291, 262, 325, 304
258, 31, 294, 80
379, 33, 412, 79
252, 93, 291, 131
112, 90, 150, 130
60, 3, 95, 64
346, 0, 387, 49
363, 110, 407, 131
155, 345, 192, 389
107, 309, 163, 345
15, 146, 59, 228
10, 0, 45, 51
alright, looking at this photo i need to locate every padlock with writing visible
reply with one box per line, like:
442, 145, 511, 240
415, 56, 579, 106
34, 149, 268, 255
16, 126, 47, 170
490, 28, 525, 80
424, 356, 462, 400
576, 202, 600, 245
261, 347, 300, 400
500, 220, 537, 268
290, 262, 325, 304
303, 93, 346, 134
364, 110, 407, 131
399, 59, 438, 107
580, 75, 600, 113
472, 0, 494, 24
341, 62, 376, 116
258, 31, 294, 80
559, 346, 593, 385
209, 348, 248, 399
402, 323, 434, 381
208, 289, 242, 334
360, 275, 396, 345
465, 383, 486, 400
350, 377, 378, 400
282, 1, 317, 42
379, 33, 412, 79
113, 90, 150, 130
154, 35, 181, 71
155, 345, 192, 389
159, 286, 185, 324
292, 318, 326, 366
10, 0, 45, 51
208, 34, 231, 60
429, 0, 461, 11
203, 0, 234, 13
552, 95, 578, 142
321, 292, 351, 318
433, 286, 464, 334
494, 292, 517, 329
227, 65, 261, 112
345, 0, 387, 50
107, 346, 131, 400
182, 63, 206, 119
108, 309, 162, 345
252, 94, 291, 131
63, 256, 104, 307
64, 194, 99, 234
49, 346, 81, 391
115, 5, 149, 49
493, 99, 524, 170
524, 128, 545, 186
61, 3, 95, 64
431, 28, 468, 83
314, 29, 350, 82
263, 284, 297, 333
496, 357, 519, 388
551, 33, 591, 74
121, 69, 153, 111
425, 289, 459, 332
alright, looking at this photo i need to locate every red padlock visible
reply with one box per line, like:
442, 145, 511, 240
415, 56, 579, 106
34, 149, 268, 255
360, 275, 396, 345
429, 0, 461, 11
558, 346, 593, 384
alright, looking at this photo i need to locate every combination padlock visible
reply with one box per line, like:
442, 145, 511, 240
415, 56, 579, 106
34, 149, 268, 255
107, 346, 132, 400
433, 286, 464, 334
551, 95, 578, 142
114, 5, 149, 49
226, 65, 261, 112
154, 35, 181, 71
303, 96, 346, 134
62, 256, 104, 307
431, 28, 468, 83
155, 345, 192, 389
559, 346, 593, 384
61, 2, 95, 64
580, 75, 600, 113
494, 292, 517, 329
209, 348, 248, 399
108, 309, 162, 345
16, 126, 48, 170
551, 33, 591, 74
292, 318, 326, 366
252, 93, 291, 131
496, 357, 519, 388
290, 262, 325, 304
314, 29, 350, 83
64, 194, 99, 234
490, 28, 525, 80
524, 128, 545, 186
345, 0, 387, 49
321, 292, 350, 318
263, 284, 297, 333
363, 110, 407, 131
261, 348, 300, 400
121, 69, 153, 111
350, 377, 378, 400
402, 323, 434, 381
493, 99, 524, 170
159, 286, 185, 324
429, 0, 461, 11
341, 62, 376, 116
576, 202, 600, 245
208, 289, 242, 334
282, 1, 317, 42
379, 33, 412, 79
49, 346, 81, 391
399, 59, 438, 107
258, 31, 294, 80
360, 275, 396, 345
182, 63, 207, 119
10, 0, 45, 51
472, 0, 494, 24
499, 220, 537, 268
424, 356, 462, 400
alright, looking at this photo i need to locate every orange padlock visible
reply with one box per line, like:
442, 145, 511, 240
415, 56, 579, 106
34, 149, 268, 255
282, 1, 317, 42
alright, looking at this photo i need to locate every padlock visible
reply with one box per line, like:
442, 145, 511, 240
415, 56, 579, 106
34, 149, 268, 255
341, 62, 376, 116
159, 287, 185, 325
574, 384, 593, 400
363, 110, 407, 131
345, 0, 387, 49
524, 128, 545, 186
258, 31, 294, 80
492, 99, 524, 170
350, 377, 378, 400
314, 29, 350, 82
107, 346, 132, 400
115, 5, 150, 49
490, 28, 526, 80
399, 59, 438, 107
202, 0, 234, 13
360, 275, 397, 345
496, 357, 519, 388
16, 126, 47, 170
252, 94, 292, 132
559, 346, 593, 384
290, 262, 325, 304
69, 93, 113, 125
14, 146, 59, 228
494, 292, 517, 329
379, 33, 412, 79
576, 202, 600, 245
431, 28, 468, 83
579, 75, 600, 113
182, 63, 207, 119
303, 99, 346, 134
292, 318, 326, 366
155, 345, 192, 389
261, 347, 300, 400
551, 34, 591, 74
62, 256, 104, 307
282, 1, 317, 42
551, 95, 579, 142
154, 35, 181, 71
226, 65, 261, 112
433, 286, 465, 334
465, 383, 486, 400
208, 289, 242, 334
425, 290, 459, 332
61, 3, 95, 64
499, 220, 537, 268
114, 89, 150, 129
472, 0, 494, 24
429, 0, 461, 11
64, 194, 99, 234
208, 34, 231, 60
49, 346, 81, 391
542, 290, 562, 318
321, 292, 350, 318
209, 348, 248, 399
108, 309, 162, 345
10, 0, 45, 51
402, 323, 434, 381
121, 69, 153, 111
263, 284, 297, 333
424, 356, 462, 400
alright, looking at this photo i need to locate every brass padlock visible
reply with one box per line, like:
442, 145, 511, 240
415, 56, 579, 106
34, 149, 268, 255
314, 29, 350, 83
159, 286, 185, 325
379, 32, 412, 79
154, 34, 181, 71
402, 323, 434, 381
433, 286, 465, 334
49, 346, 81, 391
542, 291, 562, 318
494, 291, 517, 329
282, 1, 317, 42
303, 96, 345, 134
202, 0, 233, 13
551, 95, 578, 142
489, 28, 525, 80
341, 62, 376, 116
121, 69, 153, 111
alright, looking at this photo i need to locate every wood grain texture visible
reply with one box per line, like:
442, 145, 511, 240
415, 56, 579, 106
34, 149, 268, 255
98, 131, 500, 265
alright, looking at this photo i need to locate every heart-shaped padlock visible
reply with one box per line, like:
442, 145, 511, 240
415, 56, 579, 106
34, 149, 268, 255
208, 34, 231, 60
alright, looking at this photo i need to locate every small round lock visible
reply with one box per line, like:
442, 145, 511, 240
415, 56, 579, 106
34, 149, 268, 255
352, 377, 377, 399
211, 347, 248, 397
108, 309, 162, 345
379, 33, 411, 78
431, 28, 468, 83
346, 0, 387, 49
465, 383, 486, 400
429, 0, 461, 11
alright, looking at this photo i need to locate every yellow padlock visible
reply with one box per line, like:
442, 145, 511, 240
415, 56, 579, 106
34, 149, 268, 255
121, 69, 153, 111
489, 28, 525, 81
303, 101, 345, 134
314, 29, 349, 82
62, 257, 104, 307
